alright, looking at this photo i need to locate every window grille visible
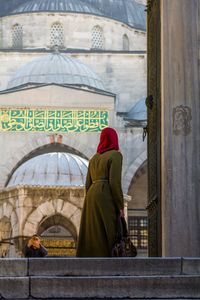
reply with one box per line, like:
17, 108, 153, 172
123, 34, 129, 50
50, 23, 64, 48
91, 25, 103, 49
12, 24, 23, 48
128, 216, 148, 249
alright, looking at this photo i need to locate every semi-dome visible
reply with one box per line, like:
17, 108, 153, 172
7, 52, 105, 90
7, 152, 89, 187
124, 98, 147, 126
10, 0, 146, 31
126, 98, 147, 121
11, 0, 103, 16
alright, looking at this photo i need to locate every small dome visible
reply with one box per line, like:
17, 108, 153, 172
7, 52, 105, 90
11, 0, 103, 16
125, 98, 147, 122
7, 152, 89, 187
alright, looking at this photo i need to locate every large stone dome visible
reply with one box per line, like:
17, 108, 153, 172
7, 152, 89, 187
10, 0, 146, 31
7, 52, 105, 90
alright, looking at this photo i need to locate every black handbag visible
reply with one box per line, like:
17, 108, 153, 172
111, 216, 137, 257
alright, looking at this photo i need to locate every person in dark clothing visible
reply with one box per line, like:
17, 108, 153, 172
76, 127, 124, 257
24, 235, 48, 257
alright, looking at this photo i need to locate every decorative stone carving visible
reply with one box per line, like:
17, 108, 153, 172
173, 105, 192, 136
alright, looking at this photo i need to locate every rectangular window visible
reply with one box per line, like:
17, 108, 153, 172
128, 216, 148, 250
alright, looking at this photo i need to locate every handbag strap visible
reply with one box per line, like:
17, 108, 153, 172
116, 216, 128, 241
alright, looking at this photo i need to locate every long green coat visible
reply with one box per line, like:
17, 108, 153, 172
76, 150, 124, 257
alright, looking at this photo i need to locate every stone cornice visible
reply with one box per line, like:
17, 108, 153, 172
0, 185, 85, 201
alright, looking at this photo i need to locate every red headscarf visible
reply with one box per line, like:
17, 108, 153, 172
97, 127, 119, 154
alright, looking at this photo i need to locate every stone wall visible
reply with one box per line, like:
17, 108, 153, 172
0, 84, 147, 192
1, 13, 146, 51
0, 51, 147, 112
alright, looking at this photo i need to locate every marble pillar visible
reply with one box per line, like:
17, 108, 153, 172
161, 0, 200, 256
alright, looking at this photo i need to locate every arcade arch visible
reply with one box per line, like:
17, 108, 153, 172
38, 214, 77, 256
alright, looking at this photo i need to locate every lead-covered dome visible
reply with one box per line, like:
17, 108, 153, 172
126, 98, 147, 121
83, 0, 146, 30
7, 152, 89, 187
124, 98, 147, 126
11, 0, 103, 16
10, 0, 146, 31
7, 52, 105, 90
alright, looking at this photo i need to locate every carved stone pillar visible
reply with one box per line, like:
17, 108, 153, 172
160, 0, 200, 256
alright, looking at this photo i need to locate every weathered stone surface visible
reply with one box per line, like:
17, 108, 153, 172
0, 258, 200, 299
160, 0, 200, 257
30, 276, 200, 299
29, 257, 181, 276
4, 299, 199, 300
182, 258, 200, 275
0, 258, 27, 276
0, 277, 29, 298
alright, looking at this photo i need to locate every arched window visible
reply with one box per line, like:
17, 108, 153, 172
91, 25, 104, 49
12, 24, 23, 49
123, 34, 129, 51
50, 23, 64, 48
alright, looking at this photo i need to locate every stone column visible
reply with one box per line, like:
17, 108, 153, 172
160, 0, 200, 256
124, 194, 131, 223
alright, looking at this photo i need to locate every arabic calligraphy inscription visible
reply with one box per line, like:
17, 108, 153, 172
0, 108, 108, 132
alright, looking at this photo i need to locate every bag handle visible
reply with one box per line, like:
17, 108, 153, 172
116, 216, 128, 241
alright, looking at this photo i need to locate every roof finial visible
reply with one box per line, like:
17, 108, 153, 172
53, 45, 60, 54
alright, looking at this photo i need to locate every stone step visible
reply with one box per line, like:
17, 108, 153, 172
29, 257, 182, 276
0, 275, 200, 299
0, 258, 27, 277
1, 257, 200, 277
0, 277, 29, 299
30, 275, 200, 299
0, 258, 200, 299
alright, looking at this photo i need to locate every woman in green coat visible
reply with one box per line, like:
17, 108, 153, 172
76, 127, 124, 257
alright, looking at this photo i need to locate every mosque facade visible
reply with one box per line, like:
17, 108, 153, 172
0, 0, 147, 257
